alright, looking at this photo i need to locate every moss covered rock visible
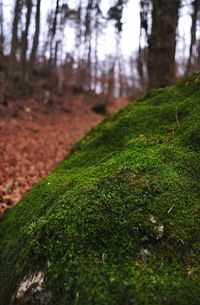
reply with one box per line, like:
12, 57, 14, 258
0, 74, 200, 305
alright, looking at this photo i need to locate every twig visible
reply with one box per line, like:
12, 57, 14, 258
95, 151, 116, 166
167, 203, 175, 214
175, 109, 180, 128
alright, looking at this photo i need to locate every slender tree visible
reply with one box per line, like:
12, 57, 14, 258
49, 0, 59, 66
147, 0, 181, 89
28, 0, 41, 80
137, 0, 150, 91
93, 7, 101, 91
84, 0, 94, 90
106, 56, 115, 97
186, 0, 200, 73
0, 0, 4, 55
9, 0, 22, 78
21, 0, 33, 88
108, 0, 128, 95
74, 0, 83, 83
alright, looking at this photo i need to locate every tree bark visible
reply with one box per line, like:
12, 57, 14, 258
28, 0, 41, 81
0, 0, 4, 55
186, 0, 200, 73
9, 0, 22, 78
49, 0, 59, 66
21, 0, 32, 88
147, 0, 180, 89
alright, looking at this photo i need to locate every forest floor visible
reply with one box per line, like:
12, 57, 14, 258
0, 92, 128, 215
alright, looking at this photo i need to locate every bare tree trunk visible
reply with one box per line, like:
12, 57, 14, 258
94, 21, 99, 92
107, 57, 115, 97
147, 0, 180, 89
116, 36, 124, 97
21, 0, 32, 89
9, 0, 22, 78
186, 0, 200, 74
138, 0, 149, 91
54, 40, 60, 67
0, 0, 4, 55
85, 0, 93, 90
100, 63, 106, 95
28, 0, 41, 81
137, 46, 148, 91
197, 39, 200, 65
74, 1, 83, 86
87, 37, 92, 90
49, 0, 59, 67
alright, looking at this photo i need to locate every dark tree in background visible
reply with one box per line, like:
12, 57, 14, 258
9, 0, 22, 78
21, 0, 33, 89
28, 0, 41, 81
0, 0, 4, 55
49, 0, 60, 67
147, 0, 181, 89
187, 0, 200, 73
137, 0, 150, 91
108, 0, 128, 96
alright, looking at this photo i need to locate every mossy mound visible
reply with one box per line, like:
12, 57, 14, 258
0, 74, 200, 305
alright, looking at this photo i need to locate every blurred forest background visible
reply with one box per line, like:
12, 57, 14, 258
0, 0, 200, 98
1, 0, 200, 214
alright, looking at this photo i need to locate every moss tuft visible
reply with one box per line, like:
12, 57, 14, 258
0, 74, 200, 305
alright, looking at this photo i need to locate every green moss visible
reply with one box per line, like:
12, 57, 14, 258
0, 74, 200, 305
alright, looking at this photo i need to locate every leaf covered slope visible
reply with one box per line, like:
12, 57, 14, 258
0, 74, 200, 305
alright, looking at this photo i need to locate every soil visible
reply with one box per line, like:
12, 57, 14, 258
0, 93, 127, 215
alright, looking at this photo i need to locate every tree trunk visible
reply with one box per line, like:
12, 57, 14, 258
85, 0, 93, 90
0, 0, 4, 55
27, 0, 41, 81
49, 0, 59, 67
107, 57, 115, 97
147, 0, 180, 89
21, 0, 32, 89
9, 0, 22, 78
186, 0, 200, 74
87, 37, 92, 90
94, 18, 99, 92
74, 1, 83, 86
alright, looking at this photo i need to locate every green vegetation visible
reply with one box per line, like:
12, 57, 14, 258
0, 74, 200, 305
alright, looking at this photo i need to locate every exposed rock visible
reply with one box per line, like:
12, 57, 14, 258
11, 272, 52, 305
